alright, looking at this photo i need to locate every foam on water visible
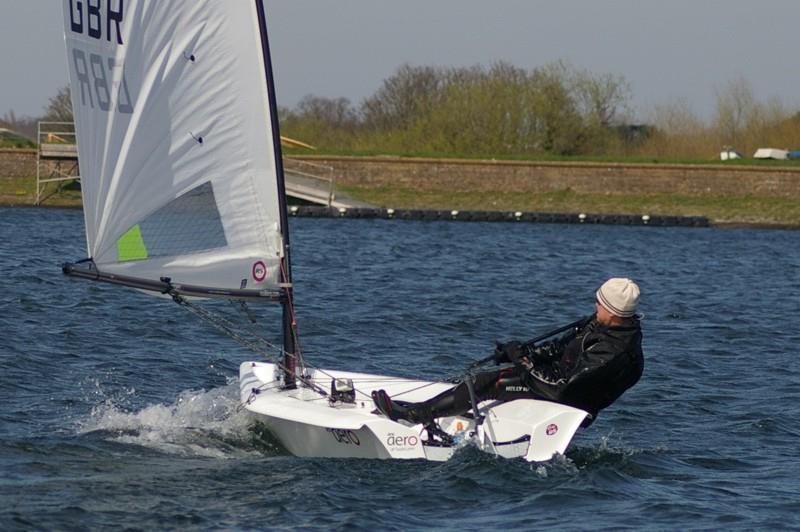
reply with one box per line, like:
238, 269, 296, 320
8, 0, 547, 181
77, 379, 267, 458
533, 452, 580, 477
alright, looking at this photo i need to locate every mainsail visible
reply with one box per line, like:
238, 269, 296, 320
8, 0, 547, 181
62, 0, 288, 298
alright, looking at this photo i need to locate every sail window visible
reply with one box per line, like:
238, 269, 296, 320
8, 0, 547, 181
116, 181, 228, 262
116, 224, 149, 261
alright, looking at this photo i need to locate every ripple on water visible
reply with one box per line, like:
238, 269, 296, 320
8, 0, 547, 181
4, 210, 800, 529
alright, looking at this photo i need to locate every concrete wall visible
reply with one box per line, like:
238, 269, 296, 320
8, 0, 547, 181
0, 149, 80, 181
3, 149, 800, 198
0, 149, 37, 178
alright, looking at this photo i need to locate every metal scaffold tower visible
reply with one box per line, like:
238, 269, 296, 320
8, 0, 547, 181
36, 121, 79, 205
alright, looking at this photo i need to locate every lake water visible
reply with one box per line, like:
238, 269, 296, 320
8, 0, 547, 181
2, 207, 799, 530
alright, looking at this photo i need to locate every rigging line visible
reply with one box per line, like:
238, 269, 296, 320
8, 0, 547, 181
326, 378, 456, 400
323, 378, 438, 384
170, 295, 471, 404
299, 360, 445, 402
230, 300, 281, 352
177, 296, 279, 358
237, 381, 284, 412
177, 297, 278, 358
292, 347, 480, 402
365, 367, 484, 400
387, 380, 447, 399
171, 295, 330, 398
285, 359, 382, 402
185, 298, 277, 353
231, 299, 258, 325
287, 343, 483, 402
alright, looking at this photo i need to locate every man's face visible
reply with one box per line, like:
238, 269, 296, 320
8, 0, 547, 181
595, 300, 616, 325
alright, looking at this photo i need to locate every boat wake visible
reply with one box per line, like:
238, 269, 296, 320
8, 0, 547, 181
77, 380, 284, 458
75, 380, 648, 469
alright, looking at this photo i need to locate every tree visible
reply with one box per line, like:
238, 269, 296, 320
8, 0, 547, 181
280, 96, 359, 149
361, 64, 445, 131
712, 77, 755, 148
642, 98, 710, 158
0, 110, 38, 141
573, 69, 632, 128
528, 63, 585, 155
294, 95, 357, 129
43, 86, 73, 122
407, 62, 533, 155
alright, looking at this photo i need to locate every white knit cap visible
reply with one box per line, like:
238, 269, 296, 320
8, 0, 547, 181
596, 278, 640, 317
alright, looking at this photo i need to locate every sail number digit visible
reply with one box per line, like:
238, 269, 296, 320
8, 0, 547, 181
71, 49, 133, 114
326, 428, 361, 446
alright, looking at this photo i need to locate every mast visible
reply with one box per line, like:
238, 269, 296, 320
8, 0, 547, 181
255, 0, 297, 389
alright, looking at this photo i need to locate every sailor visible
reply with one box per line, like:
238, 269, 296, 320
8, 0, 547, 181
372, 278, 644, 427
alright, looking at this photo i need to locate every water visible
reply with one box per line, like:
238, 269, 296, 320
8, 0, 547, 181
2, 207, 799, 530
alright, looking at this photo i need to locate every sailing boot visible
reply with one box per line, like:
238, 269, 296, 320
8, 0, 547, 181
371, 390, 427, 422
372, 388, 464, 423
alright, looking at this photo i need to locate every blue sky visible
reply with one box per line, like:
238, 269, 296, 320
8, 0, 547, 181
2, 0, 798, 121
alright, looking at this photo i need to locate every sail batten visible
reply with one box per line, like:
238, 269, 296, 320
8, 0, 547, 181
63, 1, 285, 296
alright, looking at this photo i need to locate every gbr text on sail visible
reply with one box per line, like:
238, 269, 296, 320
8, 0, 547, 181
68, 0, 124, 44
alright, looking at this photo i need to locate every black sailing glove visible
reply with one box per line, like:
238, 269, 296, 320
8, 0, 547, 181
493, 341, 525, 365
527, 341, 561, 363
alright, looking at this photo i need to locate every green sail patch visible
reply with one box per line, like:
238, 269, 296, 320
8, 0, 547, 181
116, 224, 149, 262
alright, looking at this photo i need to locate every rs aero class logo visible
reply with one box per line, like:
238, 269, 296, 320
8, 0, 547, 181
252, 261, 267, 282
546, 424, 559, 436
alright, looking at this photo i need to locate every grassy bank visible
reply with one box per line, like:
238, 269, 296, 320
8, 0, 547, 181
3, 175, 798, 227
284, 147, 800, 167
0, 176, 81, 207
338, 185, 800, 227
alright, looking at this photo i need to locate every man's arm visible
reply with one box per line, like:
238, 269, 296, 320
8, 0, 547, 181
519, 332, 620, 401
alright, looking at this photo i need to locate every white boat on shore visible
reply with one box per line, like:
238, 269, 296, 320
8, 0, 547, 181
753, 148, 789, 160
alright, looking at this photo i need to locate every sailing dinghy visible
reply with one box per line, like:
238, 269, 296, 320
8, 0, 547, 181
61, 0, 588, 462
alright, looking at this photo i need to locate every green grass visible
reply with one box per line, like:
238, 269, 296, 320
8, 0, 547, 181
339, 185, 800, 226
0, 140, 36, 150
283, 147, 800, 167
0, 176, 82, 206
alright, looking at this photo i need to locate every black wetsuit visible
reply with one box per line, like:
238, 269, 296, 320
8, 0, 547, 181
498, 315, 644, 421
399, 315, 644, 425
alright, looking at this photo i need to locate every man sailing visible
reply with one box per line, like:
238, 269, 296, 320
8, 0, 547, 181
372, 278, 644, 428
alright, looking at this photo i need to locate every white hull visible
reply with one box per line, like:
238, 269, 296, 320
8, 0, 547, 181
240, 362, 587, 462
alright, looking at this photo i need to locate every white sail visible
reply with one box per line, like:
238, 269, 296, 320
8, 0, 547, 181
62, 0, 284, 292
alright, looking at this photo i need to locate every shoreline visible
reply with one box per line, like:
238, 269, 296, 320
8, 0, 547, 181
4, 199, 798, 231
6, 151, 800, 228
